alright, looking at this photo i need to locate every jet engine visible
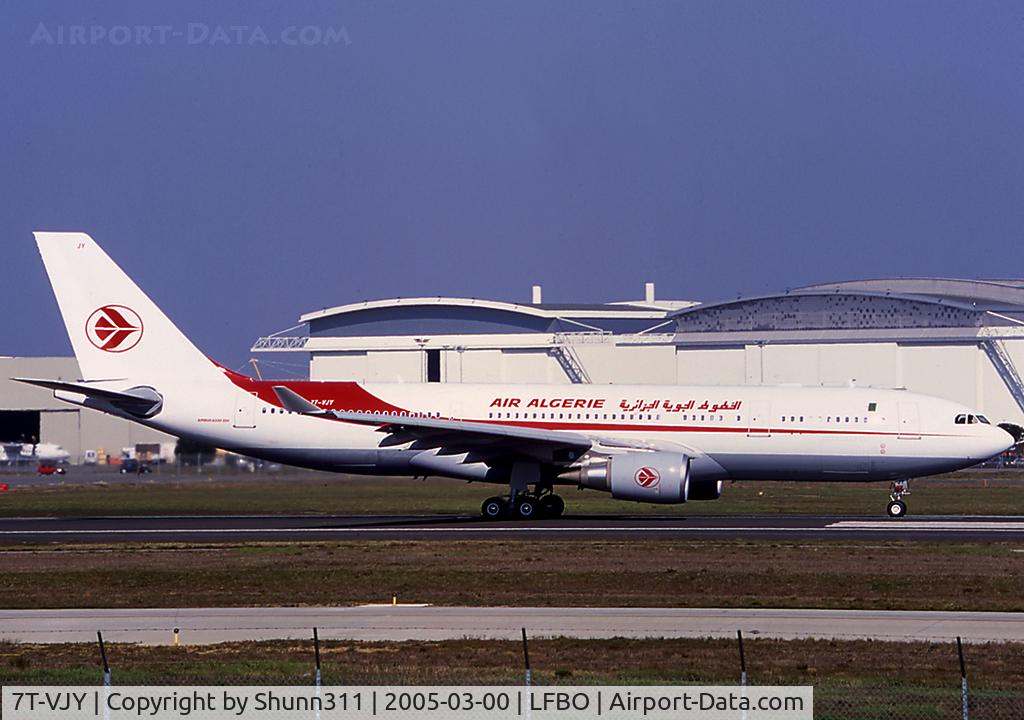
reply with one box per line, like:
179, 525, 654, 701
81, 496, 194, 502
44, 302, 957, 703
686, 477, 724, 501
566, 451, 693, 504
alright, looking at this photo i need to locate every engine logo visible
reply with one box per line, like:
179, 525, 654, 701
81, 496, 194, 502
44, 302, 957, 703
634, 466, 661, 488
85, 305, 144, 353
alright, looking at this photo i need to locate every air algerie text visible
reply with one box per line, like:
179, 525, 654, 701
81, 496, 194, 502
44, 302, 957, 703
490, 397, 606, 409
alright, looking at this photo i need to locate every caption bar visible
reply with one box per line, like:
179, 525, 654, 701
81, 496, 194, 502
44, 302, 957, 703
3, 686, 811, 720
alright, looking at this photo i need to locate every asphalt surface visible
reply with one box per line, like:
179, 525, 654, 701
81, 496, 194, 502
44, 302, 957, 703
1, 513, 1024, 542
1, 606, 1021, 645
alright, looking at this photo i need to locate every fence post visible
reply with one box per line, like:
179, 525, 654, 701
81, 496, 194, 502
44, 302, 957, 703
957, 636, 968, 720
97, 631, 111, 720
738, 631, 747, 720
522, 628, 532, 720
313, 628, 322, 720
97, 631, 110, 685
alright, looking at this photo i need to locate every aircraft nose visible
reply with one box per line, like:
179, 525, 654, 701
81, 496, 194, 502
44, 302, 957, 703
985, 425, 1016, 458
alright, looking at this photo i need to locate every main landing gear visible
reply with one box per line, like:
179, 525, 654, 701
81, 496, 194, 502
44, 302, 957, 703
886, 479, 910, 518
480, 491, 565, 521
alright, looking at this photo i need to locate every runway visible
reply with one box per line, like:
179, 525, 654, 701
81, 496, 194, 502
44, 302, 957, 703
1, 513, 1024, 542
1, 606, 1021, 645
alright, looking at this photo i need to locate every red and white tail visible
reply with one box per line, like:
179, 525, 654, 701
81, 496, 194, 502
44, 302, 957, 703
34, 231, 223, 383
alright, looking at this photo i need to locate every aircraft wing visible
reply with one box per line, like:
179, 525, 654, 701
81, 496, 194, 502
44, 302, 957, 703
273, 385, 592, 465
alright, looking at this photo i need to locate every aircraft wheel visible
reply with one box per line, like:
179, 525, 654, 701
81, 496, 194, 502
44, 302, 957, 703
481, 497, 508, 520
540, 494, 565, 518
514, 496, 539, 521
886, 499, 907, 518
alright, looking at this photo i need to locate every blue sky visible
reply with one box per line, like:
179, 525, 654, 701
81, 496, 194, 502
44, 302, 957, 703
3, 1, 1023, 371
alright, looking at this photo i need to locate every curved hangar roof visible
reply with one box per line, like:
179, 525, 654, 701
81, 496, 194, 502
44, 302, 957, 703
300, 297, 689, 337
669, 279, 1024, 341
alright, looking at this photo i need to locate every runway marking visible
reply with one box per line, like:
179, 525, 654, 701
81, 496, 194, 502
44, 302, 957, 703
828, 521, 1024, 531
2, 522, 1024, 537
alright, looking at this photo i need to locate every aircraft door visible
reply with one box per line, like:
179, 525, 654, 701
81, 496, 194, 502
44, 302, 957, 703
746, 402, 771, 437
233, 392, 258, 429
897, 402, 920, 439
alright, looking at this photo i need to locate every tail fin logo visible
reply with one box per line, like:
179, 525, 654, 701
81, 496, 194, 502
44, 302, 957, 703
85, 305, 144, 353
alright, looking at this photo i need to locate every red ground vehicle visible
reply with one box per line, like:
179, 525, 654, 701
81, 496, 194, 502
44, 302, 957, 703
36, 463, 66, 476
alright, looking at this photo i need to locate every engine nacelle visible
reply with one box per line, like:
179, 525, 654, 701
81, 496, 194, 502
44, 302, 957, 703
687, 477, 723, 501
572, 451, 691, 504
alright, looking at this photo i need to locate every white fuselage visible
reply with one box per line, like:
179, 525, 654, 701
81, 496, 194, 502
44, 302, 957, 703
113, 377, 1011, 484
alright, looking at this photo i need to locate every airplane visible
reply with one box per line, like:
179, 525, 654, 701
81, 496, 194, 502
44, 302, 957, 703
14, 232, 1015, 519
0, 442, 70, 465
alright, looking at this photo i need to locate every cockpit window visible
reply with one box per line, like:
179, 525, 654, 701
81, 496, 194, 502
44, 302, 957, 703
968, 415, 977, 424
977, 415, 990, 424
954, 414, 967, 425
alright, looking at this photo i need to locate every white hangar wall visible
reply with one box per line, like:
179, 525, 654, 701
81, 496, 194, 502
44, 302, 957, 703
303, 340, 1024, 424
673, 342, 1024, 425
259, 284, 1024, 427
0, 356, 174, 463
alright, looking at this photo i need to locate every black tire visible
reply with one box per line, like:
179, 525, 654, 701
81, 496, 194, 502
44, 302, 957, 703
514, 496, 539, 521
886, 499, 907, 518
481, 497, 507, 520
540, 494, 565, 518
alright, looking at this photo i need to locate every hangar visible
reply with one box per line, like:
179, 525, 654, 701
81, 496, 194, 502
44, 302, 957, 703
254, 279, 1024, 426
0, 356, 174, 464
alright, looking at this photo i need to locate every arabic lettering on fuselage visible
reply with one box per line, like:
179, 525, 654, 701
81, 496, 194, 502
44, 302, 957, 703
619, 399, 743, 413
487, 397, 742, 413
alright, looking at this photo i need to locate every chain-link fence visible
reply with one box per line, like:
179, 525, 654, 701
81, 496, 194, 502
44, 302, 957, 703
71, 631, 1024, 719
812, 685, 1024, 719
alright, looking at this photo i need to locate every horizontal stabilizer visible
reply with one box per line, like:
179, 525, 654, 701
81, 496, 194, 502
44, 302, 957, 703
13, 377, 163, 418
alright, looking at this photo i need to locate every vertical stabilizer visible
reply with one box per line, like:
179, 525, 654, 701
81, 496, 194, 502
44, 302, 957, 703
34, 232, 224, 382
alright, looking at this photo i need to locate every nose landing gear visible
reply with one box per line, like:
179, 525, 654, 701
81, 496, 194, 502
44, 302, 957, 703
886, 479, 910, 518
